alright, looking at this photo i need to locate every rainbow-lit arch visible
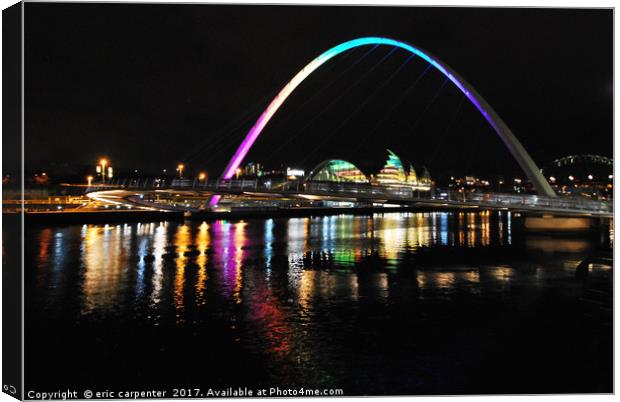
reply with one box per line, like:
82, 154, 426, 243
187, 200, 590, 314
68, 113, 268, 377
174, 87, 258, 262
212, 37, 555, 205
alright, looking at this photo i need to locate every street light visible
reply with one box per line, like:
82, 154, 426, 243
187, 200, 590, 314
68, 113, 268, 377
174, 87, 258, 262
198, 172, 207, 181
568, 175, 575, 181
549, 176, 556, 183
235, 168, 242, 179
99, 158, 108, 183
177, 163, 185, 178
87, 175, 93, 186
587, 174, 593, 180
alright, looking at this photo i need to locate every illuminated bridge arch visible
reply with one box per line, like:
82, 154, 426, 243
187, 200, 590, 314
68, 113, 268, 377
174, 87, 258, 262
213, 37, 555, 205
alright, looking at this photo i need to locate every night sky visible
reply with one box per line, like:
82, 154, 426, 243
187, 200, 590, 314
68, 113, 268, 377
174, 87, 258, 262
24, 4, 613, 179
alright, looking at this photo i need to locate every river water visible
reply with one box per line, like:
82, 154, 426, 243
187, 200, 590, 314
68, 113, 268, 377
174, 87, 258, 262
22, 211, 612, 395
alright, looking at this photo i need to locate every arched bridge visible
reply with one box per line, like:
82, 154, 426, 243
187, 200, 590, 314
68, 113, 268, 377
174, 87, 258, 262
83, 38, 612, 218
542, 154, 614, 172
211, 36, 556, 207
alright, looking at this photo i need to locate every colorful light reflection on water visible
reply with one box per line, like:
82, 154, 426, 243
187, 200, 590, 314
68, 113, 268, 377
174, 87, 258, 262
24, 211, 612, 394
29, 211, 611, 319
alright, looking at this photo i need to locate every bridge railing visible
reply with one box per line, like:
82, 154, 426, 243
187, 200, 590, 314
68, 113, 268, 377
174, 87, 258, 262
436, 190, 613, 214
85, 178, 612, 214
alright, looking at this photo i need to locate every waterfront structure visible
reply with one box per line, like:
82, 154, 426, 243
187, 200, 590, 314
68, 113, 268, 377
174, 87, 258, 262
307, 159, 368, 183
374, 150, 407, 186
406, 163, 417, 185
418, 167, 432, 188
373, 150, 431, 191
307, 150, 432, 191
286, 168, 305, 179
243, 162, 264, 177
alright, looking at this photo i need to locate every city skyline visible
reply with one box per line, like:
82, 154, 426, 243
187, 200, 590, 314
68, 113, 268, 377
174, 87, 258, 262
21, 4, 612, 180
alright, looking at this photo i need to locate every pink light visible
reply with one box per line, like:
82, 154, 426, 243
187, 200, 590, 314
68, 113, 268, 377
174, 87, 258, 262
209, 36, 554, 207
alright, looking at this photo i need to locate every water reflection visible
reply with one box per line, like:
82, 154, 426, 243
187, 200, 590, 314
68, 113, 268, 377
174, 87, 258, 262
151, 222, 167, 308
174, 224, 191, 321
26, 210, 613, 393
30, 210, 610, 326
195, 222, 209, 307
81, 224, 129, 314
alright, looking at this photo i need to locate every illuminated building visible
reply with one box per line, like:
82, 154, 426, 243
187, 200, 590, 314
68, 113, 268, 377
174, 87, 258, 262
286, 168, 305, 179
406, 163, 417, 185
242, 162, 264, 177
448, 175, 495, 192
417, 166, 432, 189
373, 150, 432, 191
374, 150, 407, 186
307, 159, 368, 183
306, 150, 432, 191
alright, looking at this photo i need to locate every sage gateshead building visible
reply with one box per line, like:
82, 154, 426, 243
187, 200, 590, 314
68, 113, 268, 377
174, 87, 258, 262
306, 150, 432, 191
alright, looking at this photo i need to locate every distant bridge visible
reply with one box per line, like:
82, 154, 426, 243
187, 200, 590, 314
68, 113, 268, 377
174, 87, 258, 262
541, 154, 614, 173
85, 178, 613, 218
551, 154, 613, 168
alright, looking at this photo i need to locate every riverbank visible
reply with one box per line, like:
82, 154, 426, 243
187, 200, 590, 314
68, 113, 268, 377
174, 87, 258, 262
9, 205, 457, 225
6, 206, 611, 238
9, 209, 184, 224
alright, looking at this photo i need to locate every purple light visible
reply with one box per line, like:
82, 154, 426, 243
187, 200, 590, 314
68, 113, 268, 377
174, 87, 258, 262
209, 36, 552, 206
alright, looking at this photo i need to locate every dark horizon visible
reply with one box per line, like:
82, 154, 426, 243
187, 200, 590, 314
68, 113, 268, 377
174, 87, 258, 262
22, 4, 613, 179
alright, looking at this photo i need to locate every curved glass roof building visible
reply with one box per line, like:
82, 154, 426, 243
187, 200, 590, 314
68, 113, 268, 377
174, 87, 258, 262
307, 159, 369, 183
307, 151, 431, 190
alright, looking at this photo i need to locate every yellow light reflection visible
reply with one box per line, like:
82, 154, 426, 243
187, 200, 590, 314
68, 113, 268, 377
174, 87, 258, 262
81, 225, 128, 314
195, 222, 210, 306
150, 222, 167, 307
435, 272, 456, 289
481, 210, 490, 247
467, 213, 476, 247
492, 266, 513, 283
298, 270, 316, 311
232, 221, 247, 304
173, 224, 191, 322
457, 212, 465, 246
